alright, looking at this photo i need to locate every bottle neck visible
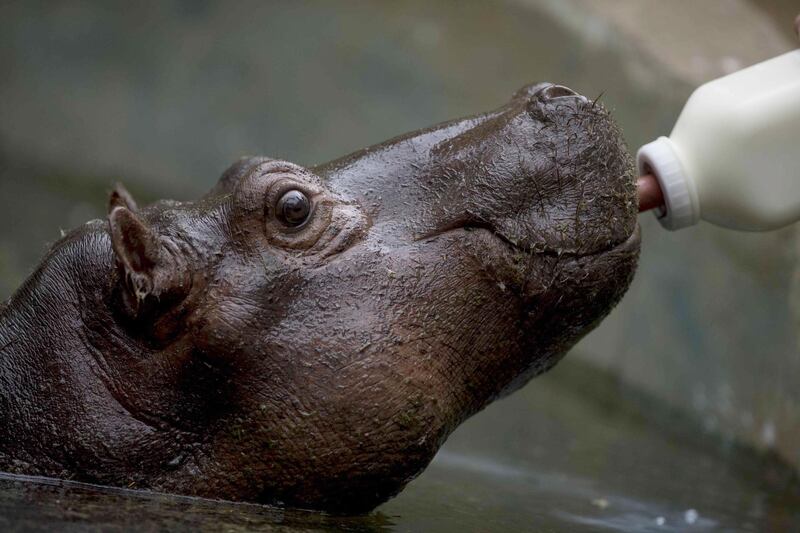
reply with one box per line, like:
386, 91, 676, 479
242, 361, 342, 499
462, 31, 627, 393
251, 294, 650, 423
636, 136, 700, 231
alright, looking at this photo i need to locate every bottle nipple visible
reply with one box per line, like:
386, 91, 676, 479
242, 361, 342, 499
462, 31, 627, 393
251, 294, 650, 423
637, 174, 664, 213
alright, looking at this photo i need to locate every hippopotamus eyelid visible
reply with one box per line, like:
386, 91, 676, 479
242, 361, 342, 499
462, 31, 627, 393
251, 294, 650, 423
249, 159, 307, 178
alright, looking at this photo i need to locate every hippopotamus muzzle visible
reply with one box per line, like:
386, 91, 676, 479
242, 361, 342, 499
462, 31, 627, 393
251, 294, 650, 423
0, 83, 639, 513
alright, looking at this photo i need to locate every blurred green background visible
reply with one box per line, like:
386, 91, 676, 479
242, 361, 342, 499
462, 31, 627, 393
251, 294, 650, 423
2, 1, 800, 530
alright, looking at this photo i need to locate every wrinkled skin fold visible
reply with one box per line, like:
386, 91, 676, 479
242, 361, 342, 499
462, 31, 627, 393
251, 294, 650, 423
0, 83, 640, 513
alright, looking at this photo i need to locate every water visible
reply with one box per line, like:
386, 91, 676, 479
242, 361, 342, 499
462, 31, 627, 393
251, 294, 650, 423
2, 359, 798, 532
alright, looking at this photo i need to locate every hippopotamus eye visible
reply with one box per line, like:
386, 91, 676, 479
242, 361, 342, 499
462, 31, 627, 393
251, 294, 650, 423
276, 190, 311, 227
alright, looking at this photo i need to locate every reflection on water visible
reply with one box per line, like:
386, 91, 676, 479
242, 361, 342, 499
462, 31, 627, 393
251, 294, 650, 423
0, 473, 391, 532
2, 358, 798, 532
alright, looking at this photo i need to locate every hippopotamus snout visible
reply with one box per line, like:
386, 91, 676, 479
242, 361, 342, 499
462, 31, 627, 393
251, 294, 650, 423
323, 82, 638, 258
507, 81, 638, 254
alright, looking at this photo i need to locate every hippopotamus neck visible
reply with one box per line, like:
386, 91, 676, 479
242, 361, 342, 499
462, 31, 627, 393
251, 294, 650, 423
0, 220, 164, 475
0, 221, 106, 374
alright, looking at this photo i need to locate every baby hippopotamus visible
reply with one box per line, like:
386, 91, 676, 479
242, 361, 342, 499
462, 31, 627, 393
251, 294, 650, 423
0, 83, 639, 513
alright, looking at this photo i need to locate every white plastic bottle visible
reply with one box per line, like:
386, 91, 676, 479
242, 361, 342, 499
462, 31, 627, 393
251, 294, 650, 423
637, 49, 800, 231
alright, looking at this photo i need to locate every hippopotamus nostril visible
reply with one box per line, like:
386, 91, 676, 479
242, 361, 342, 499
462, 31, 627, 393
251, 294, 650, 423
536, 84, 579, 101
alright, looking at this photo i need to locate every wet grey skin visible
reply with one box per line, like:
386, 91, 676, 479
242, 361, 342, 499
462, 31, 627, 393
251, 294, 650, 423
0, 83, 640, 513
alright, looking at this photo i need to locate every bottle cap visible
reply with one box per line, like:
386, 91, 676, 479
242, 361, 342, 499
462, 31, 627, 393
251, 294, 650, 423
636, 137, 699, 230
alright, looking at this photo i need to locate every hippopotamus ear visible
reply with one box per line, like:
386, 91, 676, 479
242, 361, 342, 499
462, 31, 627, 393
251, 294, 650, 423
108, 206, 161, 307
107, 187, 184, 316
108, 183, 139, 213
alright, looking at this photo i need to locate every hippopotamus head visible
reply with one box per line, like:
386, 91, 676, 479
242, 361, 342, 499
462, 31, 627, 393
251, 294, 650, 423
0, 84, 639, 512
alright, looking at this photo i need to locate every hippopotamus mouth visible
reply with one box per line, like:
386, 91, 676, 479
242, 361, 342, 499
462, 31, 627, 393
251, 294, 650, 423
420, 212, 641, 259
